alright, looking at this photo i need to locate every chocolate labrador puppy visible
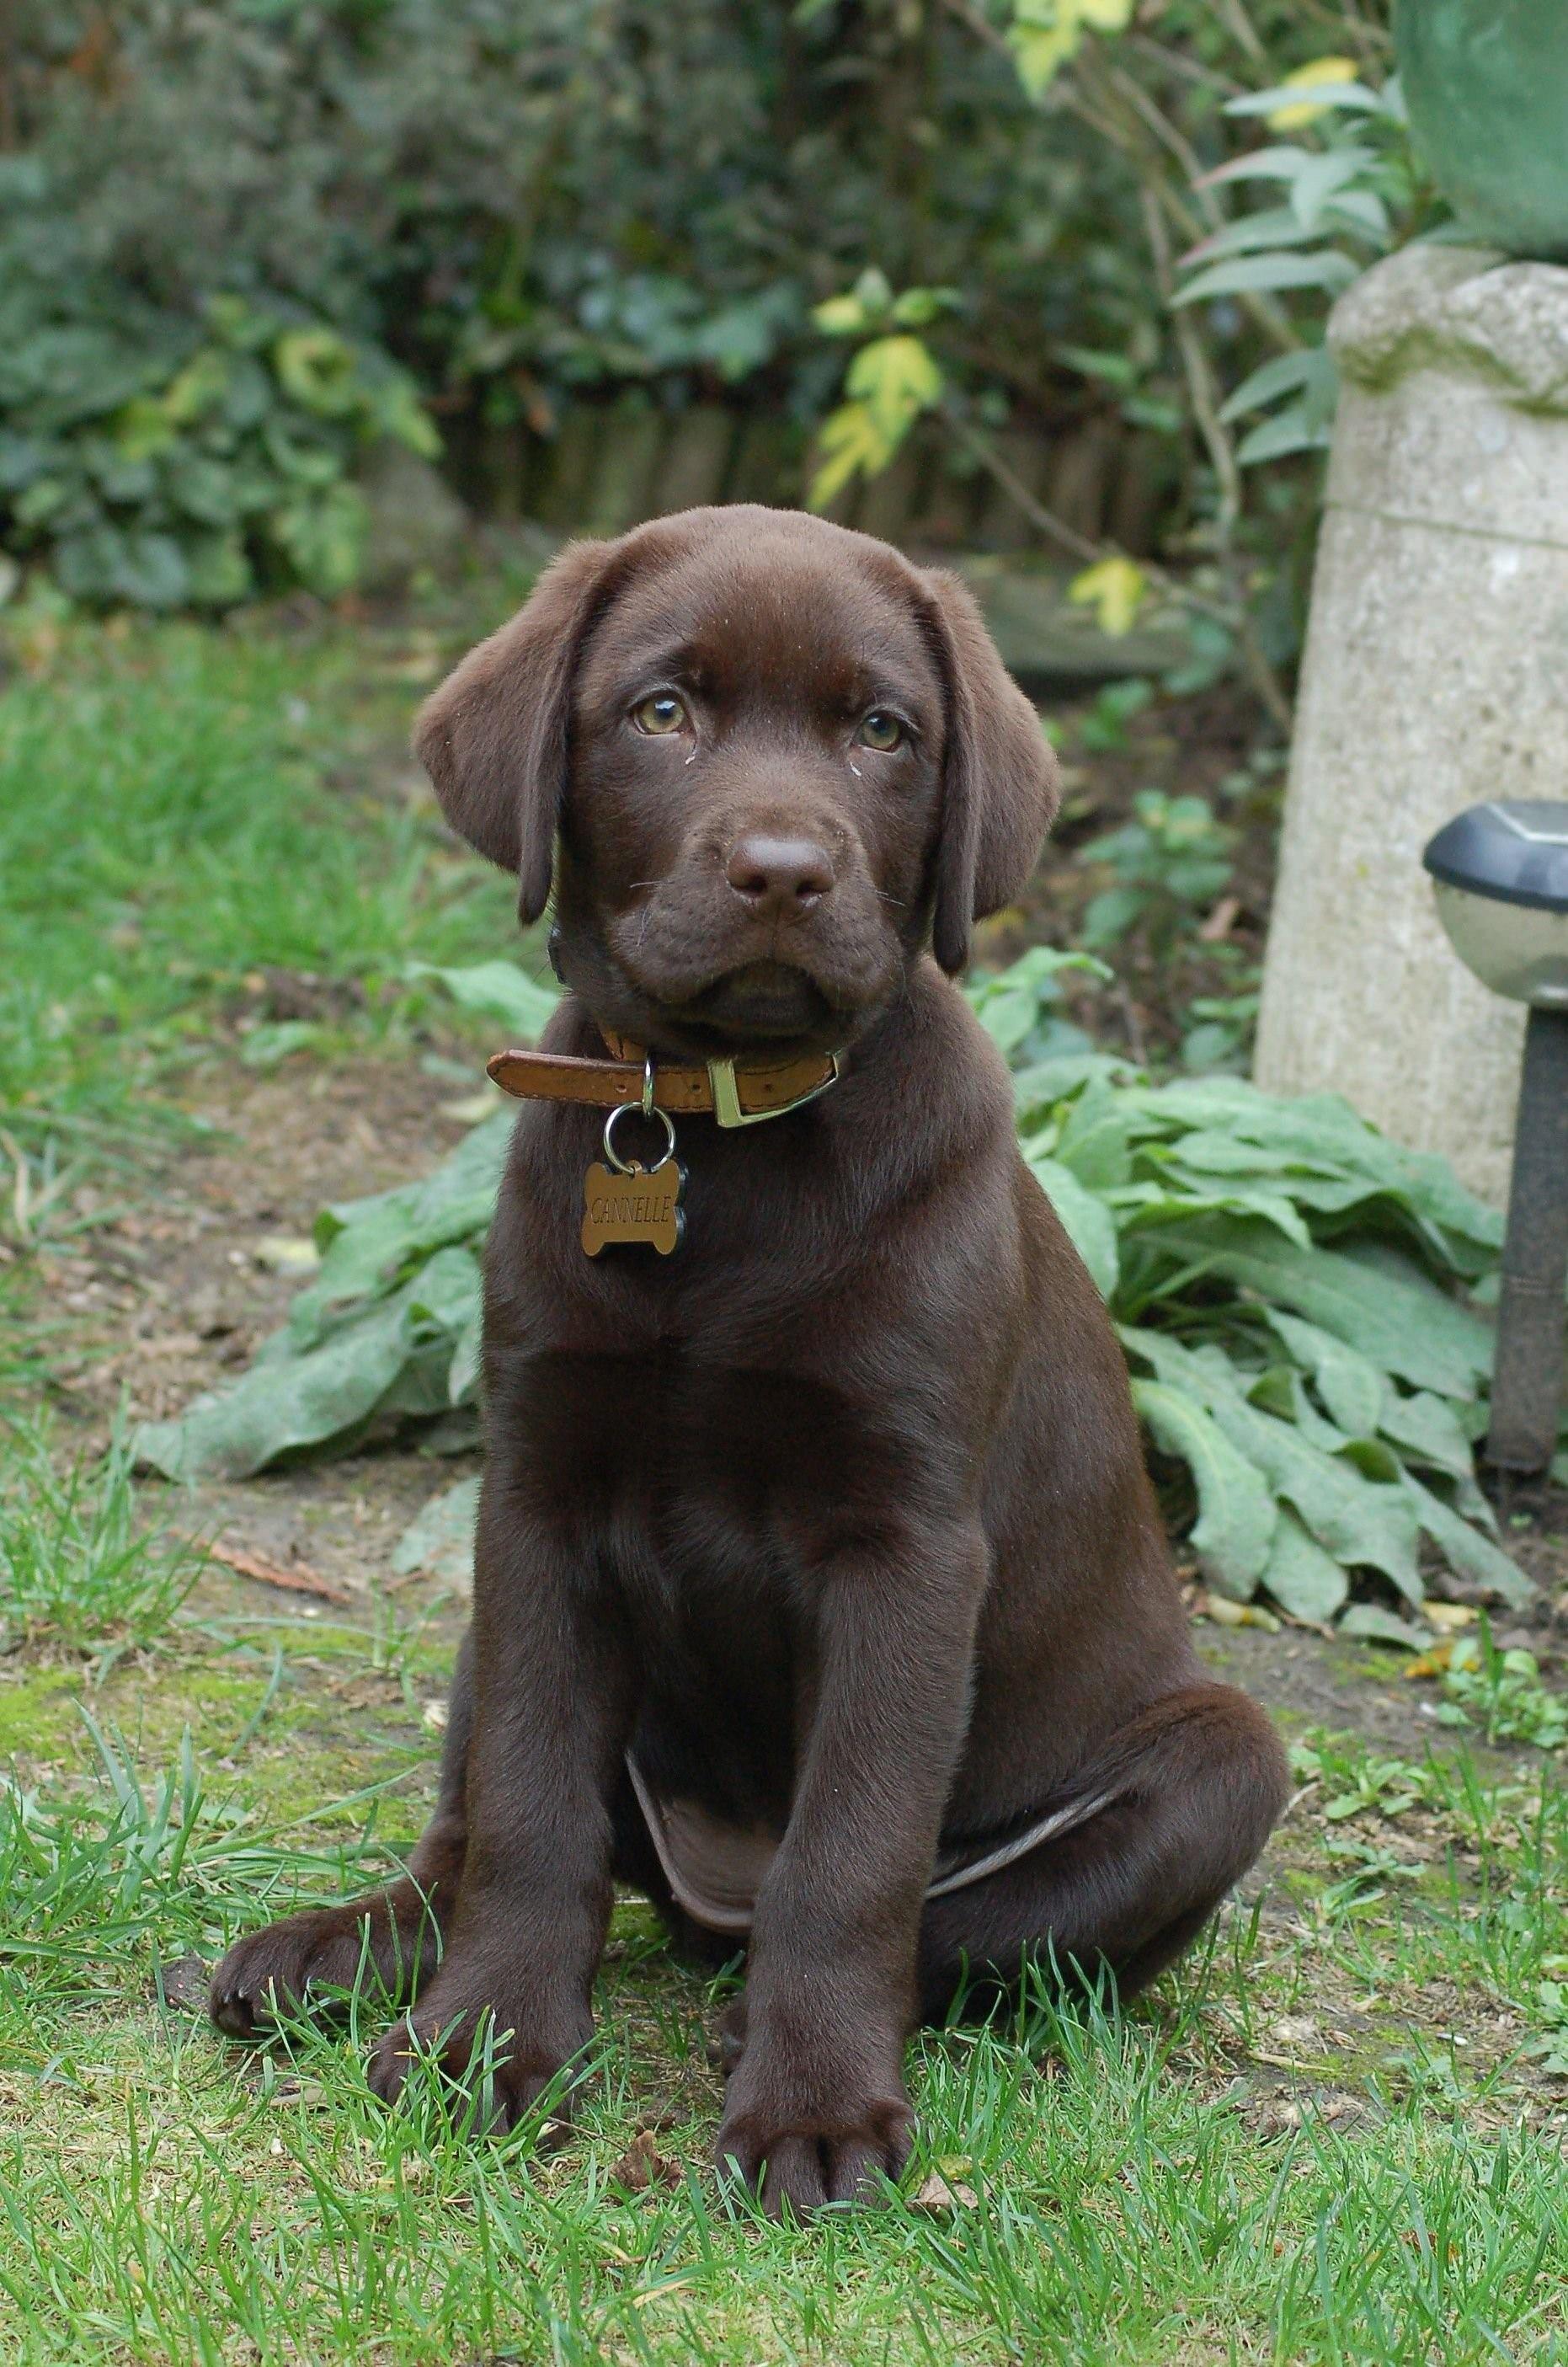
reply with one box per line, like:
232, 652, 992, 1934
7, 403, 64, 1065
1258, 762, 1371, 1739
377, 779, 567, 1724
211, 504, 1287, 2214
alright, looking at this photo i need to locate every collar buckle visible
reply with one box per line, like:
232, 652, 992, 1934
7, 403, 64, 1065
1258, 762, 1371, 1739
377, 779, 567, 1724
707, 1052, 840, 1128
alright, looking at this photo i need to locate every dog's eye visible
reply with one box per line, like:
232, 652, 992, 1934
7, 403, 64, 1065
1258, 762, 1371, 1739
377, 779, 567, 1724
632, 693, 687, 736
857, 710, 904, 752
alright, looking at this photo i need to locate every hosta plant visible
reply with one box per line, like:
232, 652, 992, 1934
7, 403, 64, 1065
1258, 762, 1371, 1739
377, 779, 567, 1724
136, 953, 1556, 1628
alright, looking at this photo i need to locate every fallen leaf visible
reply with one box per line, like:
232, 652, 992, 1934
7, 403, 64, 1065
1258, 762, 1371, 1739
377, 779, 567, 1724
253, 1235, 322, 1276
1200, 1591, 1281, 1633
209, 1541, 351, 1606
1403, 1642, 1455, 1680
269, 2077, 331, 2108
911, 2171, 979, 2212
608, 2129, 681, 2193
152, 1955, 210, 2012
1421, 1600, 1477, 1632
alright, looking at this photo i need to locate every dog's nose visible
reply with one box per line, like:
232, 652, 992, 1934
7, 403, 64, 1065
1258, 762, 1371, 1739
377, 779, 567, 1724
724, 833, 835, 915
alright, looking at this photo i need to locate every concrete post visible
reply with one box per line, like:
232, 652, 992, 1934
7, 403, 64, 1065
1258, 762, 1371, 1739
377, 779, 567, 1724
1253, 245, 1568, 1205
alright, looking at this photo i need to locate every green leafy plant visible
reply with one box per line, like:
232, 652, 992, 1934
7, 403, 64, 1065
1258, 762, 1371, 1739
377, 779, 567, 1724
1174, 61, 1444, 466
1437, 1621, 1568, 1752
136, 949, 1544, 1634
0, 291, 436, 608
1179, 989, 1260, 1076
1076, 790, 1237, 954
808, 271, 957, 510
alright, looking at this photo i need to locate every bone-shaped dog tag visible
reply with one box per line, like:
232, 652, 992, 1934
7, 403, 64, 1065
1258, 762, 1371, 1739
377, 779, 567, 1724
581, 1157, 685, 1257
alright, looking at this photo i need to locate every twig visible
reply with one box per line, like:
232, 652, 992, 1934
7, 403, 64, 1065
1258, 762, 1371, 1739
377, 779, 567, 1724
1210, 0, 1267, 67
1115, 984, 1149, 1069
1140, 190, 1294, 736
207, 1541, 352, 1607
1127, 34, 1245, 101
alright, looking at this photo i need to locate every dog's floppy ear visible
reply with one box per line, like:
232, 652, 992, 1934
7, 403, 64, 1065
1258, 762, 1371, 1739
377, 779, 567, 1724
413, 535, 624, 922
920, 569, 1060, 975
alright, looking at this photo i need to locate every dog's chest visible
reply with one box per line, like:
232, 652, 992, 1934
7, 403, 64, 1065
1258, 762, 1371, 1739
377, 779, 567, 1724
506, 1339, 905, 1600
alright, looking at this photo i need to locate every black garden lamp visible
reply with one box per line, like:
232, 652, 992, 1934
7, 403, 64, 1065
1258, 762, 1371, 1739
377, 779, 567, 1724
1423, 800, 1568, 1473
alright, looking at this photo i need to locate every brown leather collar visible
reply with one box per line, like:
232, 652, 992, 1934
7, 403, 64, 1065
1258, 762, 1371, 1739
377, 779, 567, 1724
487, 1025, 840, 1128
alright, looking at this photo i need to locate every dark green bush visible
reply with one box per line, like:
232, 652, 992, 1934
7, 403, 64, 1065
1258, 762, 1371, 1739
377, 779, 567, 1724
0, 2, 1394, 608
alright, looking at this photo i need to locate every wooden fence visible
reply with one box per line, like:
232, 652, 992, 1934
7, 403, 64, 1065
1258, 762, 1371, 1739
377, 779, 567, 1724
445, 397, 1174, 554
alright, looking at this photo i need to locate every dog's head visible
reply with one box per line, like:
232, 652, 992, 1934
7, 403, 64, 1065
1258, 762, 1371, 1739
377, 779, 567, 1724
415, 505, 1058, 1057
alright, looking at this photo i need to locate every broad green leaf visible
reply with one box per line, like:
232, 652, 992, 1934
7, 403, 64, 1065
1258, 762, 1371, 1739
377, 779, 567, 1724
1121, 1175, 1313, 1249
1237, 407, 1334, 466
1149, 1226, 1491, 1398
408, 959, 559, 1039
1123, 1323, 1422, 1601
134, 1290, 419, 1480
1208, 1391, 1423, 1604
1053, 1075, 1139, 1189
392, 1476, 480, 1589
1199, 145, 1318, 190
966, 945, 1107, 1057
1338, 1603, 1431, 1650
1378, 1389, 1477, 1484
1402, 1474, 1534, 1609
1261, 1310, 1388, 1436
1174, 251, 1359, 307
1219, 347, 1334, 425
1130, 1379, 1276, 1600
1259, 1507, 1349, 1624
1027, 1154, 1120, 1300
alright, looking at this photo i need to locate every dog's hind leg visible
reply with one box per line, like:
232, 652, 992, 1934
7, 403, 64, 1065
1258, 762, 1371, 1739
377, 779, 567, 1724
915, 1681, 1288, 2023
210, 1630, 474, 2039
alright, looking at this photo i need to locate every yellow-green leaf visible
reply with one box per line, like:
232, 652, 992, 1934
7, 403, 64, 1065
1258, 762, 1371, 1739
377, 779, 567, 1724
1069, 556, 1148, 637
808, 403, 889, 510
1006, 0, 1133, 95
1267, 56, 1358, 131
812, 293, 869, 338
275, 329, 360, 419
845, 334, 942, 445
1009, 23, 1078, 95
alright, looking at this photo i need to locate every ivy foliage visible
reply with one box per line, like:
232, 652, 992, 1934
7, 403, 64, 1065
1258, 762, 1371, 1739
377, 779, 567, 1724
136, 952, 1554, 1627
0, 285, 436, 608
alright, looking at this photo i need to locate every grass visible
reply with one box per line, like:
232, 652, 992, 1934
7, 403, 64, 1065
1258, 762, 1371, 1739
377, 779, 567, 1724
0, 604, 518, 1177
1, 1674, 1566, 2364
2, 597, 1565, 2362
0, 1415, 207, 1664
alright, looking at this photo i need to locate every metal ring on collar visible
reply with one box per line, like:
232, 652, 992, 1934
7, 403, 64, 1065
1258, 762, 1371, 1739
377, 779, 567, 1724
602, 1096, 676, 1177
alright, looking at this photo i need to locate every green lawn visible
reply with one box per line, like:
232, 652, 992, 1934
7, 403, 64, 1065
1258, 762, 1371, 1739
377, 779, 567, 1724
0, 603, 518, 1153
2, 601, 1565, 2365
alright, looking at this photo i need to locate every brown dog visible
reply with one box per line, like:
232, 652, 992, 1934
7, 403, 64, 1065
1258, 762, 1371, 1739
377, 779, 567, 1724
211, 505, 1288, 2215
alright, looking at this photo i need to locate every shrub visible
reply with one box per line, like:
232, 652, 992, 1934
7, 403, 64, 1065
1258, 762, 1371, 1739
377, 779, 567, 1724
0, 272, 437, 606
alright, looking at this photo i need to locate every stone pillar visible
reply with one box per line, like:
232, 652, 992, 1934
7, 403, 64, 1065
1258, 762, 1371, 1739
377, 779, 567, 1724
1253, 245, 1568, 1205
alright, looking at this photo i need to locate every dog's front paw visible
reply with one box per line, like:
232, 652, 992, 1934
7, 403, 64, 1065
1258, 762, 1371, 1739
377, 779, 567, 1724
365, 1979, 588, 2135
211, 1900, 417, 2038
716, 2060, 914, 2216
